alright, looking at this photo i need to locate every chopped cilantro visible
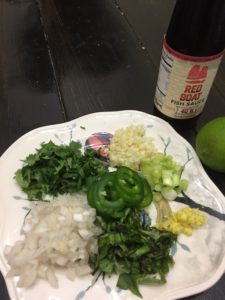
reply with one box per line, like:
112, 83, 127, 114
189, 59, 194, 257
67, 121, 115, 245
14, 140, 107, 200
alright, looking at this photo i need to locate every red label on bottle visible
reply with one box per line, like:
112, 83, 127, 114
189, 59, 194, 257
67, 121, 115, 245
186, 65, 208, 83
154, 40, 224, 119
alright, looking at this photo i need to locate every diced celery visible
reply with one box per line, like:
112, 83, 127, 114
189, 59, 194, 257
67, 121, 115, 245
179, 179, 189, 191
162, 176, 173, 187
162, 170, 173, 186
154, 184, 162, 192
172, 173, 180, 187
161, 187, 177, 201
152, 168, 161, 179
140, 152, 189, 200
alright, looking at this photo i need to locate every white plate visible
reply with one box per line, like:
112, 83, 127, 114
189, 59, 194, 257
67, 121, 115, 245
1, 110, 225, 300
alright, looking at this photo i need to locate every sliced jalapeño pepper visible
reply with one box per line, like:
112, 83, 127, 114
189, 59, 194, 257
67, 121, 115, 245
87, 167, 153, 219
114, 166, 144, 207
87, 172, 125, 219
87, 179, 98, 207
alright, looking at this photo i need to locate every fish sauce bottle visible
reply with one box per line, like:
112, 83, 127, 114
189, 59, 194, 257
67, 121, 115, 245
154, 0, 225, 119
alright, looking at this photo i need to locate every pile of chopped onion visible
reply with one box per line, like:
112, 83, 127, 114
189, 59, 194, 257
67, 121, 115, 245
5, 194, 101, 288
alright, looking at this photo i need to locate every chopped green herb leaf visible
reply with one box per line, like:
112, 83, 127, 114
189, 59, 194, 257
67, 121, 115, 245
89, 209, 177, 297
14, 141, 108, 200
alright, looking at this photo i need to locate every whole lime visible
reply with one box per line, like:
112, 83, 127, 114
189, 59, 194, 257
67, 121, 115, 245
195, 117, 225, 173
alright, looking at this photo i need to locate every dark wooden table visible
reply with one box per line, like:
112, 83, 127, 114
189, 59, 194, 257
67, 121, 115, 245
1, 1, 225, 299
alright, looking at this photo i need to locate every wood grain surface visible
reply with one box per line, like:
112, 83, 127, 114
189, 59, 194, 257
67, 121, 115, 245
0, 1, 225, 299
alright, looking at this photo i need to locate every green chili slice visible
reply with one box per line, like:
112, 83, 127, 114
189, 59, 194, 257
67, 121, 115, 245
87, 172, 125, 218
114, 166, 144, 207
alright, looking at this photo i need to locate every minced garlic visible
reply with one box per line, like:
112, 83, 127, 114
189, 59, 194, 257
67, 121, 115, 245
156, 207, 206, 236
109, 124, 156, 170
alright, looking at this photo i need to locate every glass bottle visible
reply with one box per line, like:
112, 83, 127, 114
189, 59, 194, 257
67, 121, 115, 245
154, 0, 225, 119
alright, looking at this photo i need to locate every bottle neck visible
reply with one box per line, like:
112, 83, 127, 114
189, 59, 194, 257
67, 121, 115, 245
166, 0, 225, 56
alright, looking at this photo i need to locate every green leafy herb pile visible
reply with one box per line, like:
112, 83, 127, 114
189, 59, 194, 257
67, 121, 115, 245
89, 209, 177, 298
15, 141, 107, 200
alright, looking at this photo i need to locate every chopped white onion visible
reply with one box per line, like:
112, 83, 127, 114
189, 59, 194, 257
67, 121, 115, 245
5, 193, 101, 288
